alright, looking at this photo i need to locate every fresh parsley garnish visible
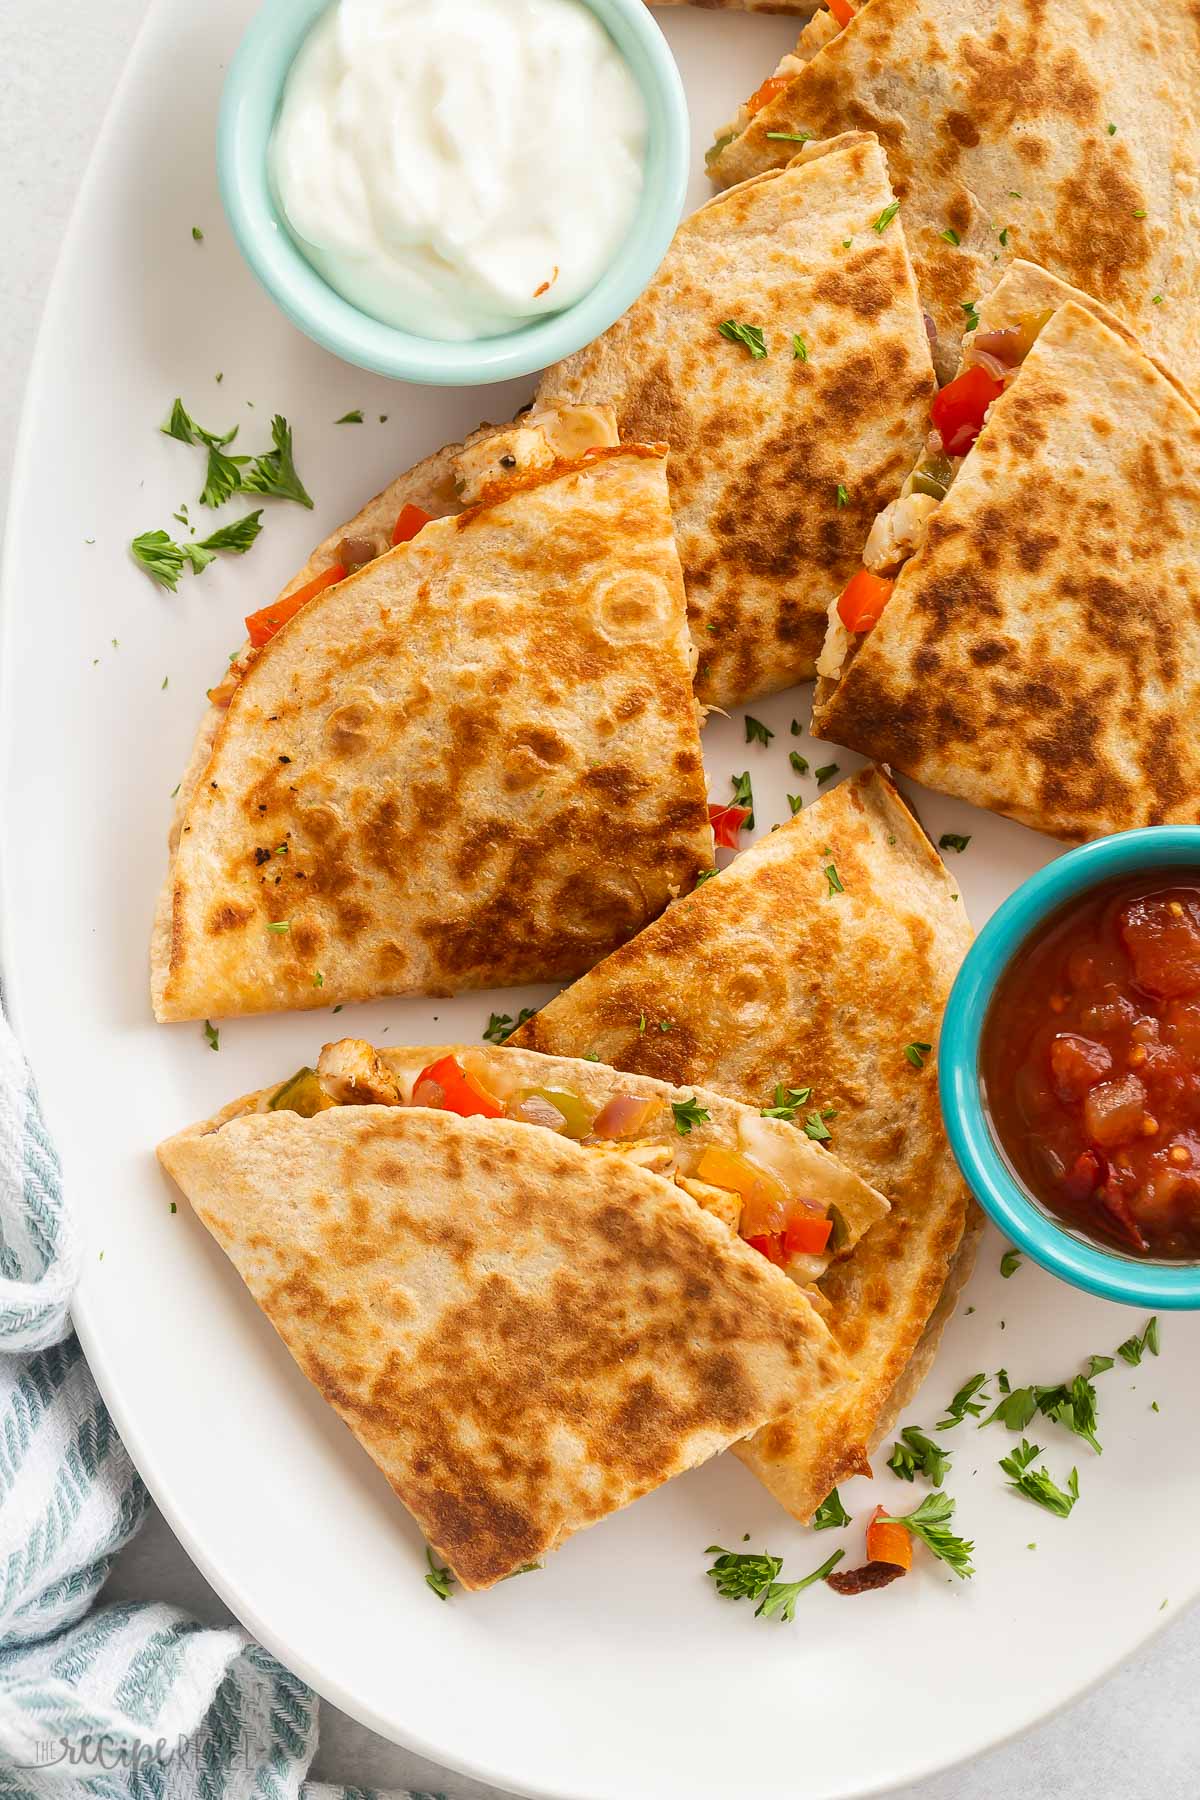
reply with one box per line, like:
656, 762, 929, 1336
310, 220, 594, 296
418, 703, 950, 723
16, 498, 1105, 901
196, 511, 264, 554
937, 1372, 990, 1430
939, 832, 971, 853
730, 770, 755, 829
765, 129, 813, 144
878, 1491, 974, 1578
1107, 122, 1117, 134
999, 1440, 1079, 1516
887, 1425, 951, 1486
904, 1041, 932, 1069
482, 1008, 537, 1044
161, 398, 237, 449
672, 1095, 711, 1136
790, 719, 803, 736
803, 1110, 833, 1143
961, 300, 980, 332
201, 442, 250, 509
192, 225, 204, 242
131, 530, 187, 591
760, 1084, 813, 1121
335, 410, 365, 424
813, 1488, 851, 1530
425, 1548, 456, 1600
718, 320, 767, 359
695, 868, 720, 885
792, 334, 808, 361
265, 920, 291, 933
835, 484, 849, 508
998, 226, 1009, 247
1085, 1354, 1115, 1378
744, 715, 774, 747
705, 1545, 845, 1620
787, 794, 804, 815
203, 1020, 220, 1052
873, 201, 900, 234
940, 228, 960, 246
981, 1372, 1101, 1454
814, 763, 839, 784
789, 751, 809, 776
1000, 1248, 1023, 1278
1116, 1316, 1159, 1365
241, 413, 314, 508
824, 862, 844, 897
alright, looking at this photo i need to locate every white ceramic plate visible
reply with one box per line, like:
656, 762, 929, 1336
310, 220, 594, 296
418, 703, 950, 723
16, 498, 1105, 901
5, 6, 1198, 1798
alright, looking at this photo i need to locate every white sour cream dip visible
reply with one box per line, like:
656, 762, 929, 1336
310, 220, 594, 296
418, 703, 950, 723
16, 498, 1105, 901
270, 0, 649, 342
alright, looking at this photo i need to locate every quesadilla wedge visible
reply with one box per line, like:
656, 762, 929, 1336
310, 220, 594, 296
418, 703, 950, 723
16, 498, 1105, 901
813, 270, 1200, 840
151, 444, 713, 1022
512, 767, 979, 1520
247, 1037, 888, 1286
537, 132, 935, 707
707, 0, 1200, 390
158, 1066, 856, 1589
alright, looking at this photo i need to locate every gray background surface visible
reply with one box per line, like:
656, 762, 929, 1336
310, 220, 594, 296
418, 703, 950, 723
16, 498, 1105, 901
2, 1, 1196, 1794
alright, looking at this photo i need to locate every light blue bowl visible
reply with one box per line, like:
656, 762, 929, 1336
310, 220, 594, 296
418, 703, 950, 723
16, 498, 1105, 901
218, 0, 689, 386
940, 827, 1200, 1310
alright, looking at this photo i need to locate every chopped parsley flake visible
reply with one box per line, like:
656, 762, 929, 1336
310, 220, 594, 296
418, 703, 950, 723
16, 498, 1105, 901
803, 1109, 833, 1142
336, 410, 364, 424
1117, 1316, 1159, 1365
789, 752, 809, 776
1152, 293, 1164, 304
835, 483, 849, 508
824, 862, 844, 897
730, 769, 755, 829
241, 414, 314, 508
1107, 122, 1117, 134
192, 225, 204, 242
695, 867, 720, 885
998, 227, 1009, 246
765, 129, 813, 144
999, 1440, 1079, 1516
887, 1424, 951, 1486
873, 201, 900, 234
1132, 208, 1147, 218
787, 794, 804, 815
940, 228, 960, 246
813, 1488, 851, 1530
718, 320, 767, 359
483, 1008, 537, 1044
744, 715, 774, 747
939, 832, 971, 853
131, 531, 186, 591
792, 334, 809, 361
672, 1095, 711, 1136
961, 301, 980, 332
425, 1548, 455, 1600
313, 971, 324, 988
904, 1041, 933, 1069
814, 763, 840, 785
203, 1020, 220, 1052
760, 1084, 813, 1122
1000, 1248, 1023, 1278
266, 920, 291, 933
937, 1372, 990, 1430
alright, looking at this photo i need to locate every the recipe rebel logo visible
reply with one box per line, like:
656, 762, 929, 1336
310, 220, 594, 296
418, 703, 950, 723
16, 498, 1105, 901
17, 1728, 274, 1771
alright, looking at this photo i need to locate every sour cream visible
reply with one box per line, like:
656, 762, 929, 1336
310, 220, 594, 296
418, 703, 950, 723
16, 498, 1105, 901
270, 0, 648, 342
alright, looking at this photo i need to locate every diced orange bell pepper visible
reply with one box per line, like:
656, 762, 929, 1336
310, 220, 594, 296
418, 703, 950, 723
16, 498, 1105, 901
827, 0, 856, 27
413, 1055, 504, 1119
837, 568, 895, 634
783, 1211, 833, 1256
244, 563, 346, 649
392, 503, 432, 546
866, 1505, 913, 1571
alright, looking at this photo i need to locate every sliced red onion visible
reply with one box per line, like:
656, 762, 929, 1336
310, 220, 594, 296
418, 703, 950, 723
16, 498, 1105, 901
591, 1093, 659, 1140
411, 1079, 445, 1109
923, 312, 938, 352
970, 348, 1013, 383
511, 1093, 568, 1131
970, 325, 1023, 364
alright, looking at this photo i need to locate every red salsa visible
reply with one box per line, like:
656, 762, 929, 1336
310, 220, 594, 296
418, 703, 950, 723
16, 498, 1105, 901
981, 874, 1200, 1259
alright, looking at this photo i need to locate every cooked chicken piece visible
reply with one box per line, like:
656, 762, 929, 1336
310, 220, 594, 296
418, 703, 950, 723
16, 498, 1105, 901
530, 402, 618, 459
676, 1174, 742, 1234
317, 1038, 403, 1106
863, 492, 939, 574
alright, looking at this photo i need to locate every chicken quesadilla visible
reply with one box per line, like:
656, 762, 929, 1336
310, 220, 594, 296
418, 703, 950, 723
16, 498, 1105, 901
813, 266, 1200, 841
537, 132, 936, 706
512, 768, 979, 1520
158, 1048, 862, 1587
706, 0, 1200, 390
151, 443, 713, 1022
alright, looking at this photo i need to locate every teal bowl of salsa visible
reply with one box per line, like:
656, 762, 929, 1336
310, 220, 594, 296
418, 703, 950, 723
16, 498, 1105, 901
940, 828, 1200, 1309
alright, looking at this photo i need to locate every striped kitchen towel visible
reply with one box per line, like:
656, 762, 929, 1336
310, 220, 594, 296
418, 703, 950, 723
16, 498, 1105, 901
0, 1006, 421, 1799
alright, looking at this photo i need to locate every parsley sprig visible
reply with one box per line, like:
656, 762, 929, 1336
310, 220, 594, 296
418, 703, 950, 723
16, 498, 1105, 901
672, 1095, 711, 1136
937, 1371, 990, 1430
878, 1490, 974, 1578
1117, 1316, 1159, 1366
718, 320, 767, 359
887, 1425, 951, 1486
131, 512, 264, 590
705, 1545, 845, 1620
999, 1441, 1079, 1517
424, 1548, 456, 1600
813, 1489, 851, 1530
760, 1083, 813, 1121
482, 1008, 537, 1044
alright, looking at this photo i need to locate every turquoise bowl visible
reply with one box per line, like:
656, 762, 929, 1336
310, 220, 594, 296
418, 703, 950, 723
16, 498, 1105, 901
217, 0, 689, 386
940, 827, 1200, 1310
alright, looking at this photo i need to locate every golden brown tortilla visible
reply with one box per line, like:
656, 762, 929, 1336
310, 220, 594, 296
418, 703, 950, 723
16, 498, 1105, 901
812, 297, 1200, 841
512, 767, 977, 1518
538, 134, 935, 706
708, 0, 1200, 390
158, 1103, 853, 1588
151, 447, 713, 1021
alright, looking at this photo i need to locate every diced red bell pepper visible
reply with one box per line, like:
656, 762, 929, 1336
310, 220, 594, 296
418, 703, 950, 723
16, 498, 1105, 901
244, 563, 346, 649
413, 1055, 503, 1119
930, 364, 1005, 456
837, 568, 895, 634
1061, 1147, 1106, 1203
708, 803, 750, 850
392, 503, 432, 546
783, 1212, 833, 1256
746, 73, 794, 116
745, 1232, 788, 1268
827, 0, 856, 27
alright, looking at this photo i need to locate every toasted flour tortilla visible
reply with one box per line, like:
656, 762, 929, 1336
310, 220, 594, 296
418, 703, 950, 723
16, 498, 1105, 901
812, 293, 1200, 840
512, 768, 978, 1518
538, 134, 935, 706
707, 0, 1200, 390
151, 446, 713, 1021
158, 1095, 853, 1589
